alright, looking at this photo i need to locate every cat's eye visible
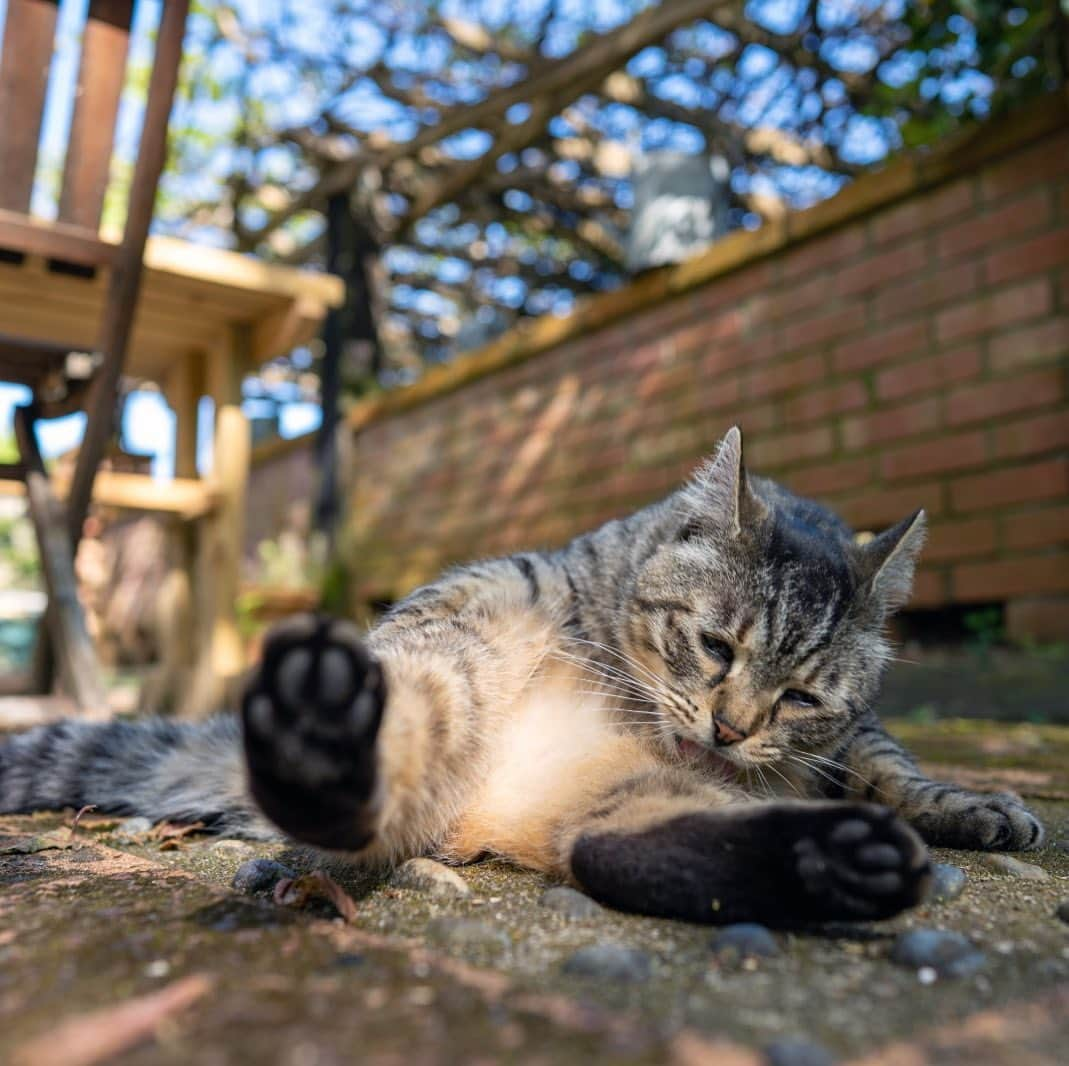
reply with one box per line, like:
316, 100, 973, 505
780, 689, 822, 709
700, 634, 734, 666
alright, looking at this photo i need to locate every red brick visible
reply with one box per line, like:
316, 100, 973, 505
747, 426, 835, 470
952, 555, 1069, 601
780, 380, 869, 425
945, 368, 1064, 427
984, 226, 1069, 286
994, 411, 1069, 460
872, 178, 974, 245
1003, 505, 1069, 551
766, 273, 834, 321
781, 226, 868, 280
935, 279, 1052, 344
832, 320, 929, 374
875, 262, 980, 322
950, 457, 1069, 513
1005, 596, 1069, 642
980, 132, 1069, 201
923, 518, 998, 562
842, 397, 940, 450
875, 346, 981, 402
909, 567, 949, 607
832, 481, 946, 528
936, 188, 1051, 260
782, 305, 867, 353
882, 431, 988, 481
834, 238, 927, 298
787, 457, 873, 497
989, 318, 1069, 373
746, 352, 825, 400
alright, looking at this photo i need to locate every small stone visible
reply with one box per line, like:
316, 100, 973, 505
231, 858, 297, 896
389, 858, 471, 898
1055, 900, 1069, 924
710, 923, 780, 961
927, 863, 968, 903
116, 816, 153, 837
890, 929, 987, 979
562, 943, 652, 983
540, 886, 603, 919
978, 854, 1050, 881
425, 917, 511, 953
209, 839, 252, 854
764, 1037, 837, 1066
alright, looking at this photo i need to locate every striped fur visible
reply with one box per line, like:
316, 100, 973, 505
0, 428, 1042, 924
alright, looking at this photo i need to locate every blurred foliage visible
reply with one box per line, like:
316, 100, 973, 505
143, 0, 1065, 393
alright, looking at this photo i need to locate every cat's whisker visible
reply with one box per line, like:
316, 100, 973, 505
787, 748, 876, 791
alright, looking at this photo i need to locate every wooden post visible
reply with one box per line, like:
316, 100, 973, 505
14, 406, 108, 715
64, 0, 190, 546
180, 333, 250, 716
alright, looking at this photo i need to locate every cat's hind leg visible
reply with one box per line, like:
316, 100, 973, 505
567, 789, 932, 926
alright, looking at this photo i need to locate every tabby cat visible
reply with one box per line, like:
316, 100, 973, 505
0, 429, 1043, 926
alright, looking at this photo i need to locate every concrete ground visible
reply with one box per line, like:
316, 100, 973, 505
2, 718, 1069, 1066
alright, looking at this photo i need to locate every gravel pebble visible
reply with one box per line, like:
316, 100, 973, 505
540, 886, 603, 919
710, 923, 780, 960
1056, 900, 1069, 924
389, 858, 471, 898
977, 854, 1049, 881
562, 944, 652, 983
115, 816, 153, 837
927, 863, 967, 903
231, 858, 297, 896
765, 1038, 837, 1066
890, 929, 987, 979
426, 917, 511, 953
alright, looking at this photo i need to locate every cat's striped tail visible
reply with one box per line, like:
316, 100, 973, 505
0, 716, 275, 838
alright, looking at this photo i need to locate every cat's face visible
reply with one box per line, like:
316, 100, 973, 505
623, 428, 925, 770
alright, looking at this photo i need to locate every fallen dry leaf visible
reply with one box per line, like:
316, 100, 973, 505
1, 828, 78, 855
273, 870, 359, 922
148, 821, 206, 844
10, 973, 213, 1066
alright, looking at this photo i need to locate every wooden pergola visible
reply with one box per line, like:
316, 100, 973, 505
0, 0, 343, 719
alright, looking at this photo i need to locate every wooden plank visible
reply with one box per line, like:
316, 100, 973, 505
13, 405, 109, 714
0, 468, 216, 517
58, 0, 134, 229
0, 695, 85, 731
165, 353, 203, 479
0, 209, 115, 265
0, 0, 58, 214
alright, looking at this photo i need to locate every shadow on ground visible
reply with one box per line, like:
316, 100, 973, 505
2, 719, 1068, 1065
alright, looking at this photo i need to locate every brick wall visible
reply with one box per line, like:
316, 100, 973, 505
259, 95, 1069, 639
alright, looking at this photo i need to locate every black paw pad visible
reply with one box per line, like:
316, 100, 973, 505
241, 614, 386, 850
794, 804, 931, 921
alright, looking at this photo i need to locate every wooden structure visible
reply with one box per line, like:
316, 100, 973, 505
0, 0, 344, 717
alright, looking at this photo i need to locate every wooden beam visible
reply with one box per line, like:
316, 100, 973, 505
0, 209, 114, 266
13, 405, 109, 714
65, 0, 190, 546
165, 353, 203, 479
0, 468, 217, 518
0, 0, 58, 214
58, 0, 134, 230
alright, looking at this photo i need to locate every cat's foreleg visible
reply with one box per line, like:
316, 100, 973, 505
241, 610, 549, 862
561, 773, 931, 926
827, 715, 1044, 851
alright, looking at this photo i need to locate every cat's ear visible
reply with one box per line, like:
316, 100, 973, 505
679, 426, 767, 539
855, 510, 927, 611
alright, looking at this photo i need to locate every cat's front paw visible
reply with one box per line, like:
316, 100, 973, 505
955, 792, 1044, 851
914, 789, 1044, 851
241, 613, 386, 850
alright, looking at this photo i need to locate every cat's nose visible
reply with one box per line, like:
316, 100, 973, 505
713, 716, 747, 746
